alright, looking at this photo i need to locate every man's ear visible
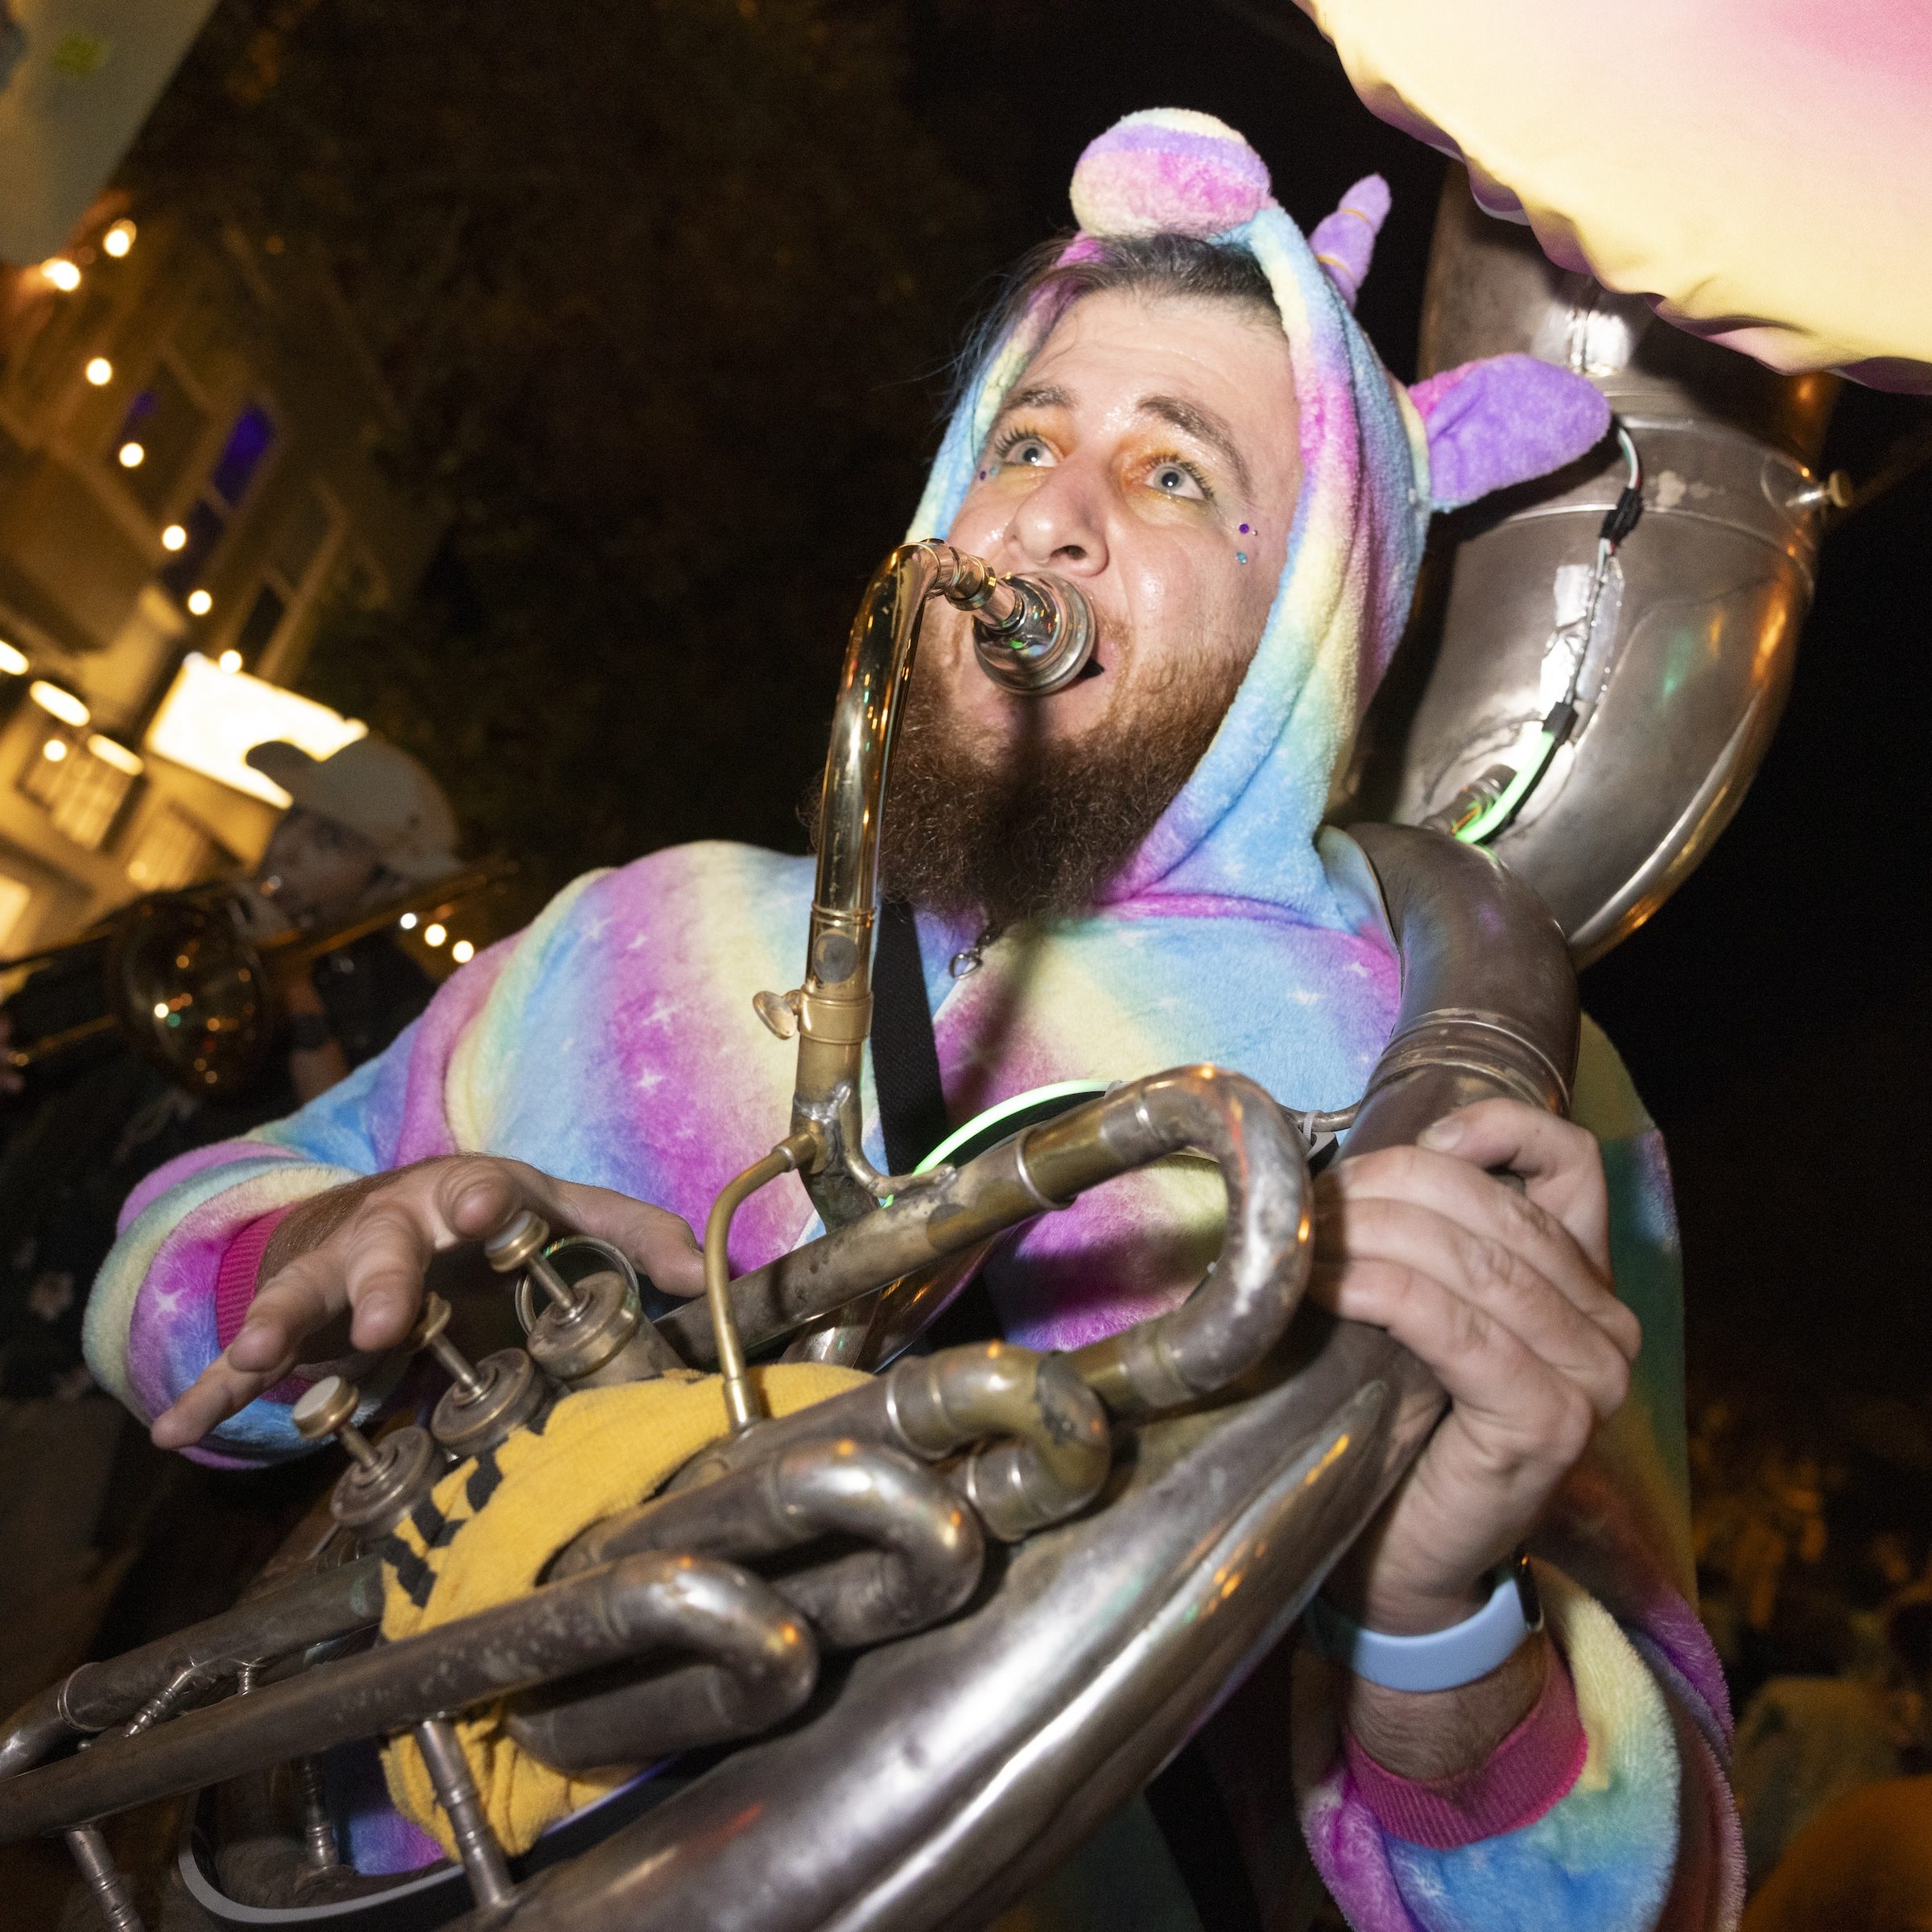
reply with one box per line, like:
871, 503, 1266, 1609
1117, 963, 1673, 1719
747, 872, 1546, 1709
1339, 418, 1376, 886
1408, 355, 1611, 512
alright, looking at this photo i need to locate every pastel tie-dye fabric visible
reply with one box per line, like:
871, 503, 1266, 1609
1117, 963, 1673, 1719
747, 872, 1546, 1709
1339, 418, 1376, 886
85, 109, 1736, 1929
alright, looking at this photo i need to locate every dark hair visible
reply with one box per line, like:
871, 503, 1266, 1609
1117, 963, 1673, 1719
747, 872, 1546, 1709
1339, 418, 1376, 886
951, 232, 1278, 417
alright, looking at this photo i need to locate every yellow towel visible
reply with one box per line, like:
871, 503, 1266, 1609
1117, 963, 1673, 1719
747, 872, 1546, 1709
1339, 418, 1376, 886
378, 1362, 867, 1857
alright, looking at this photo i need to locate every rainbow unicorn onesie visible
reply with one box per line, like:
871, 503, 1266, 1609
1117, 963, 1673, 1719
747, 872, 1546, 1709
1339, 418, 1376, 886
86, 111, 1742, 1931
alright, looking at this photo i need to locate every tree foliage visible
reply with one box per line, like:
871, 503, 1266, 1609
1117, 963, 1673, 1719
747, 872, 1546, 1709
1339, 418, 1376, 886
128, 0, 989, 902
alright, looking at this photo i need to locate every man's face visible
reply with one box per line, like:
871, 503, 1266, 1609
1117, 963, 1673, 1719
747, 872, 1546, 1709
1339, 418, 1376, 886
257, 808, 386, 927
923, 289, 1301, 757
877, 290, 1301, 927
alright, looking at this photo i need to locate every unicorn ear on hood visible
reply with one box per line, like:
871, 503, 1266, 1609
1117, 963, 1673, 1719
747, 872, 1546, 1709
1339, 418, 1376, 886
1408, 354, 1611, 512
1309, 175, 1390, 311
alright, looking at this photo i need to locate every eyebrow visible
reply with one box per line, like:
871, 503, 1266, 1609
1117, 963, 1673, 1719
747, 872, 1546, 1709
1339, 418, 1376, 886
1137, 394, 1253, 497
1001, 382, 1071, 415
991, 383, 1254, 497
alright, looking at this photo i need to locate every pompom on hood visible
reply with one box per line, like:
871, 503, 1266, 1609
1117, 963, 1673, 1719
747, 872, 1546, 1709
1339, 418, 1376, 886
907, 108, 1608, 927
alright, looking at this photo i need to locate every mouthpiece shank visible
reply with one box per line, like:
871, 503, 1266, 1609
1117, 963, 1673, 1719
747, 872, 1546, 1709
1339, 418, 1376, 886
926, 547, 1096, 695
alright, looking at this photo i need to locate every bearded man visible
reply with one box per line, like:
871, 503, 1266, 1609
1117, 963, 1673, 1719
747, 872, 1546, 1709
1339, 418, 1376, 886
85, 113, 1734, 1931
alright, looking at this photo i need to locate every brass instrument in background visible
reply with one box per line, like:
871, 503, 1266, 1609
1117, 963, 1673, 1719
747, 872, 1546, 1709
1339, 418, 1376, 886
0, 536, 1577, 1932
0, 861, 515, 1096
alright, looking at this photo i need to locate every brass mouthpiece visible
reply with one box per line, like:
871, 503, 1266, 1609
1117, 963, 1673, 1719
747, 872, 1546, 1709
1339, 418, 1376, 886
922, 544, 1096, 695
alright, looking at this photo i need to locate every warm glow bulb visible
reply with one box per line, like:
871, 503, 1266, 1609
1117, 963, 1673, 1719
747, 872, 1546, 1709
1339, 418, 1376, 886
41, 259, 81, 292
118, 441, 145, 469
0, 641, 27, 676
87, 734, 144, 776
451, 939, 475, 964
103, 221, 137, 258
217, 648, 242, 671
153, 1002, 170, 1020
29, 681, 89, 728
398, 911, 419, 931
42, 738, 68, 763
160, 523, 187, 551
187, 590, 214, 617
85, 357, 113, 386
423, 923, 448, 948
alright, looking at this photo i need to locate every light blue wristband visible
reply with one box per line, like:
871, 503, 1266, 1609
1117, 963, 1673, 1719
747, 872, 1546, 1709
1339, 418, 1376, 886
1305, 1558, 1542, 1692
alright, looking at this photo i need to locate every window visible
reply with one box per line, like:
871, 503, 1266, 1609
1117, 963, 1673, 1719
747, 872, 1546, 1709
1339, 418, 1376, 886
157, 498, 227, 603
208, 403, 276, 506
153, 399, 281, 616
223, 485, 338, 667
233, 583, 287, 659
19, 730, 138, 852
110, 364, 208, 517
125, 804, 213, 892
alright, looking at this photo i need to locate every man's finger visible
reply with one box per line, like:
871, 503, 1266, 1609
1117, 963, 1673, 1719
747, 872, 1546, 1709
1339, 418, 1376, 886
225, 1256, 341, 1374
427, 1159, 704, 1294
546, 1177, 708, 1295
1414, 1100, 1610, 1266
152, 1352, 291, 1449
1305, 1257, 1605, 1466
336, 1196, 444, 1352
1314, 1192, 1633, 1417
1323, 1150, 1636, 1360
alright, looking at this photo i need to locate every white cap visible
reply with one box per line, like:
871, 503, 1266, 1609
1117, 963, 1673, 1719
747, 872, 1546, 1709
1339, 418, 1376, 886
245, 737, 460, 883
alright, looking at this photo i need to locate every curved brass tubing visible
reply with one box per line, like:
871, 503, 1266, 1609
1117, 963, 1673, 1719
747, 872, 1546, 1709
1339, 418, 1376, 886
554, 1438, 983, 1654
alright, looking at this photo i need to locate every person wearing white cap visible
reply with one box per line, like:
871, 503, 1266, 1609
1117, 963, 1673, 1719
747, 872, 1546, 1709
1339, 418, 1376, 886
237, 737, 461, 1100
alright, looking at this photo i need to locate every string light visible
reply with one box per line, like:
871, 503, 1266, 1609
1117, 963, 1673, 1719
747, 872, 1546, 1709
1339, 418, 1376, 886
451, 939, 475, 964
102, 221, 137, 258
87, 735, 144, 776
0, 642, 27, 676
41, 739, 68, 763
160, 524, 187, 551
118, 441, 145, 469
40, 259, 80, 292
423, 923, 448, 947
29, 681, 89, 728
187, 589, 213, 617
398, 911, 419, 931
85, 357, 113, 386
217, 648, 242, 671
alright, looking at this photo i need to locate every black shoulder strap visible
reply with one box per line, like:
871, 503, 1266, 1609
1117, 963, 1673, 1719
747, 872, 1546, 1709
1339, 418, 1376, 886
870, 900, 1005, 1349
870, 898, 951, 1176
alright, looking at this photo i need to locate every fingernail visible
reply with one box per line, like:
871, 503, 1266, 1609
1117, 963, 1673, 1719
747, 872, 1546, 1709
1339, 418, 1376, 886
1418, 1117, 1464, 1150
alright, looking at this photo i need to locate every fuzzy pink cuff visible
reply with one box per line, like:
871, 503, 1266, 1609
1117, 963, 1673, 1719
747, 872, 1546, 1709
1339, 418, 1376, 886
212, 1208, 311, 1404
1343, 1648, 1587, 1850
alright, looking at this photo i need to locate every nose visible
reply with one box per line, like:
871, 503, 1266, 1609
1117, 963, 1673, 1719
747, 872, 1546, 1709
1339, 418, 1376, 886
1000, 460, 1108, 580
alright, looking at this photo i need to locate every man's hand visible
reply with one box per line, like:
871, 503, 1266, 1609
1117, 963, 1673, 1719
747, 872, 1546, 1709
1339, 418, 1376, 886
151, 1156, 706, 1451
1306, 1097, 1638, 1769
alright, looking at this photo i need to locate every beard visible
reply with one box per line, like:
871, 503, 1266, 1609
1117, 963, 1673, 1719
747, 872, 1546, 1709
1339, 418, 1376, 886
863, 640, 1247, 932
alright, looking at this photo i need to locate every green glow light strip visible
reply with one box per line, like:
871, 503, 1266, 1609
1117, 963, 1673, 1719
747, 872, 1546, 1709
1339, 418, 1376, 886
913, 1079, 1112, 1174
1454, 729, 1558, 845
